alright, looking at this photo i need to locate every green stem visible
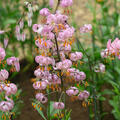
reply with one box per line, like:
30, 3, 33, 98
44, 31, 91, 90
48, 88, 51, 120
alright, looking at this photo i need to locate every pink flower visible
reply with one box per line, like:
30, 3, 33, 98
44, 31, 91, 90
0, 47, 6, 60
33, 81, 47, 90
35, 55, 55, 66
53, 102, 64, 109
70, 52, 83, 61
57, 27, 74, 41
3, 83, 17, 96
35, 39, 53, 49
75, 71, 86, 81
80, 24, 92, 33
40, 8, 50, 16
0, 96, 14, 112
60, 0, 73, 7
7, 57, 20, 72
94, 63, 105, 73
48, 74, 61, 85
0, 30, 5, 34
4, 38, 9, 48
49, 0, 54, 8
107, 38, 120, 59
78, 90, 89, 100
36, 93, 48, 104
56, 59, 72, 70
78, 92, 84, 100
66, 87, 79, 96
0, 69, 9, 81
32, 24, 43, 34
101, 49, 108, 58
83, 90, 90, 99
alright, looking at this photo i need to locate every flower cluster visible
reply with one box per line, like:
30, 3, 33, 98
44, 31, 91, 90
32, 5, 89, 113
0, 46, 20, 112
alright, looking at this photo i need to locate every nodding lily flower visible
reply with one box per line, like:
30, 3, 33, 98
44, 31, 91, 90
3, 83, 17, 96
0, 96, 14, 112
66, 87, 79, 96
32, 24, 43, 34
0, 47, 6, 60
78, 90, 90, 100
7, 57, 20, 72
33, 81, 47, 90
107, 38, 120, 59
36, 93, 48, 104
0, 69, 9, 81
56, 59, 72, 70
53, 102, 64, 109
70, 52, 83, 61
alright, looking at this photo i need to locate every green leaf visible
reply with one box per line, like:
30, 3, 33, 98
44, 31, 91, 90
4, 19, 16, 25
33, 103, 47, 120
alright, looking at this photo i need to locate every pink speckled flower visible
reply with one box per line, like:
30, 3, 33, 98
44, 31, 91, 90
75, 71, 86, 81
35, 39, 53, 49
36, 93, 48, 104
66, 87, 79, 96
56, 59, 72, 70
78, 90, 89, 100
70, 52, 83, 61
35, 55, 55, 66
7, 57, 20, 72
60, 0, 73, 7
57, 27, 74, 41
53, 102, 64, 109
0, 69, 9, 81
3, 83, 17, 96
83, 90, 90, 99
0, 96, 14, 112
32, 24, 43, 34
40, 8, 50, 16
0, 47, 6, 60
33, 81, 47, 90
80, 24, 92, 33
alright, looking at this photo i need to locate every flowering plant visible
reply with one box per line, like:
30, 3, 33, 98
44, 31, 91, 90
0, 46, 22, 120
31, 0, 91, 119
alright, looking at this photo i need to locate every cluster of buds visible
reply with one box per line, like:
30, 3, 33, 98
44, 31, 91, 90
0, 46, 20, 113
32, 0, 90, 114
15, 20, 26, 41
101, 38, 120, 59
